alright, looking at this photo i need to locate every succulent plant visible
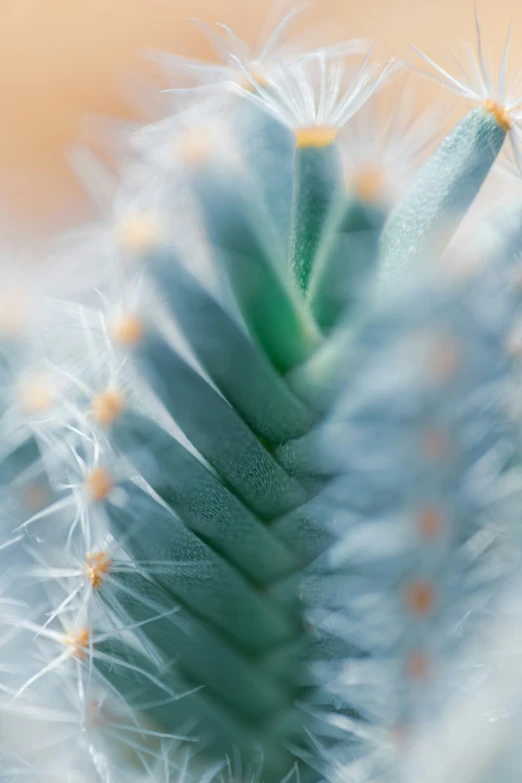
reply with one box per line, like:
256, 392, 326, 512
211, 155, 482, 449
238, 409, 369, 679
3, 8, 522, 783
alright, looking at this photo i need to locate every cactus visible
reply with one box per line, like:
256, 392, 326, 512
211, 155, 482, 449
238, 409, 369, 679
3, 9, 522, 783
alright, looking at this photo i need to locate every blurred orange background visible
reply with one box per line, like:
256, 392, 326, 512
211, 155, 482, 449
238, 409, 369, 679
1, 0, 520, 247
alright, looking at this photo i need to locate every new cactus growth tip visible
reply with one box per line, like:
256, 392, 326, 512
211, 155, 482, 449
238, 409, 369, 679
3, 7, 522, 783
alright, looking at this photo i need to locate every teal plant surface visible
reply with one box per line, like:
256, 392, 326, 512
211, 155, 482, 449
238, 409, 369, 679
3, 9, 522, 783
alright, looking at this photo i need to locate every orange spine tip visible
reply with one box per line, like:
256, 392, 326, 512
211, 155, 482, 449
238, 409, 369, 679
352, 167, 387, 202
91, 389, 125, 426
111, 314, 144, 346
240, 71, 269, 91
404, 580, 436, 616
114, 212, 162, 254
405, 650, 430, 680
482, 99, 511, 131
417, 506, 444, 539
21, 377, 54, 414
429, 337, 462, 383
85, 551, 112, 590
86, 700, 106, 728
22, 482, 49, 513
86, 468, 113, 503
178, 129, 213, 165
64, 627, 90, 659
295, 126, 338, 149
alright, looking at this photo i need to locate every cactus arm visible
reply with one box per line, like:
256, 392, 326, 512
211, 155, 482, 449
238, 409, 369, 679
234, 100, 295, 252
308, 195, 385, 330
193, 166, 321, 372
287, 322, 359, 412
103, 574, 289, 721
94, 634, 282, 768
103, 482, 297, 652
132, 331, 308, 517
108, 410, 299, 582
150, 251, 318, 443
289, 140, 343, 293
379, 107, 506, 288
